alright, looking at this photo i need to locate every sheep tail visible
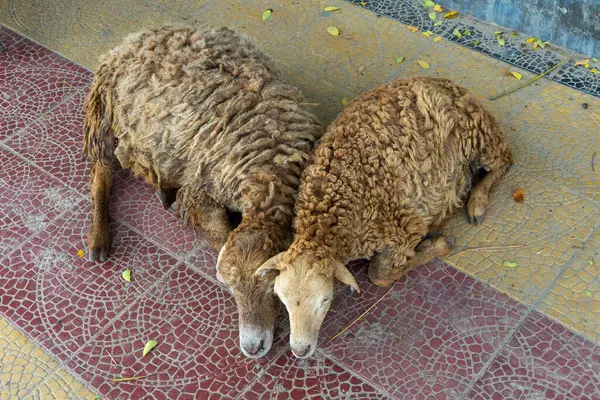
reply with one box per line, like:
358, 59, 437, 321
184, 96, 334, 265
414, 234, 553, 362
82, 63, 115, 165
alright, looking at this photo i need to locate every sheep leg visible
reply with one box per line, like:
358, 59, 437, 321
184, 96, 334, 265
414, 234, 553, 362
467, 162, 511, 226
174, 187, 231, 252
88, 161, 113, 263
368, 236, 453, 287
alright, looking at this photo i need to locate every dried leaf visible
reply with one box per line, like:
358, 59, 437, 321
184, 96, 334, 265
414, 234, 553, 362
262, 9, 272, 21
77, 249, 85, 258
142, 339, 158, 357
591, 69, 600, 74
434, 4, 443, 12
588, 259, 595, 266
509, 71, 523, 80
497, 37, 505, 46
428, 12, 437, 20
407, 25, 419, 32
417, 60, 430, 69
473, 40, 480, 45
424, 0, 435, 7
433, 21, 443, 26
584, 290, 592, 297
433, 36, 442, 42
324, 6, 340, 11
513, 188, 524, 203
503, 261, 518, 268
395, 56, 404, 63
463, 29, 471, 36
532, 42, 538, 49
358, 66, 365, 74
422, 31, 433, 37
452, 28, 462, 38
327, 26, 340, 36
443, 10, 457, 18
122, 269, 131, 282
574, 59, 590, 66
526, 37, 536, 43
341, 97, 348, 106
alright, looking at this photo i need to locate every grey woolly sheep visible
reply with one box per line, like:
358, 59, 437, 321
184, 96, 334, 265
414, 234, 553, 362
83, 26, 322, 358
256, 76, 513, 358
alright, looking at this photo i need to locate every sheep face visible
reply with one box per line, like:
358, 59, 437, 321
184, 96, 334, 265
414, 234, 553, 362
216, 229, 281, 359
256, 253, 359, 359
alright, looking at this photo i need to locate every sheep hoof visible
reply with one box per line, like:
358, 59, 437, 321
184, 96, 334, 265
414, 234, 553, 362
371, 277, 396, 288
468, 213, 485, 226
89, 246, 110, 263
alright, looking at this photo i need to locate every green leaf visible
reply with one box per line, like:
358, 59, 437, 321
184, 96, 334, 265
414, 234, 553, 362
327, 26, 340, 36
262, 9, 272, 21
341, 97, 348, 106
510, 31, 518, 37
473, 40, 481, 45
142, 339, 158, 357
122, 269, 131, 282
584, 290, 592, 297
593, 58, 599, 63
417, 60, 430, 69
494, 31, 503, 35
94, 396, 102, 400
463, 29, 471, 36
452, 28, 462, 38
424, 0, 435, 7
428, 12, 437, 20
497, 37, 505, 46
502, 261, 518, 268
433, 21, 443, 26
396, 56, 404, 63
589, 259, 595, 266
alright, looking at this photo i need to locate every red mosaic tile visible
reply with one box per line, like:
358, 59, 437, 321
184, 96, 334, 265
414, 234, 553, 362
242, 351, 389, 399
0, 147, 79, 259
4, 90, 90, 193
468, 310, 600, 400
65, 263, 284, 399
0, 199, 178, 362
320, 260, 528, 399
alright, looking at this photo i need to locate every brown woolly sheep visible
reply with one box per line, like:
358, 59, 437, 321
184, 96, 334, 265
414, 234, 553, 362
256, 76, 513, 358
83, 26, 322, 358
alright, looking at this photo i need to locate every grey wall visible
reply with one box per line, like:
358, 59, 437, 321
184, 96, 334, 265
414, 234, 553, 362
441, 0, 600, 56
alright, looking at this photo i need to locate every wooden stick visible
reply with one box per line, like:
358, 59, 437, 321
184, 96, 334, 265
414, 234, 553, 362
105, 349, 117, 366
452, 243, 526, 256
330, 281, 398, 341
112, 368, 169, 383
593, 151, 597, 172
490, 58, 570, 100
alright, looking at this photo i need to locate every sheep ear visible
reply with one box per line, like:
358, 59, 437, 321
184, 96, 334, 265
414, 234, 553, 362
255, 252, 285, 278
334, 262, 360, 293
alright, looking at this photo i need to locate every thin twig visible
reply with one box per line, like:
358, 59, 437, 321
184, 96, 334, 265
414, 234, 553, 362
62, 79, 73, 87
452, 243, 526, 257
105, 349, 117, 366
330, 281, 398, 341
113, 368, 169, 383
490, 58, 570, 100
593, 151, 597, 172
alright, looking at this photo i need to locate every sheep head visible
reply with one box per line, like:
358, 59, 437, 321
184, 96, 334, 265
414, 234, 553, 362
216, 223, 283, 359
255, 251, 359, 359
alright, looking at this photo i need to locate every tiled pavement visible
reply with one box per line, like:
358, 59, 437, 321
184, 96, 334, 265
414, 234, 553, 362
0, 0, 599, 398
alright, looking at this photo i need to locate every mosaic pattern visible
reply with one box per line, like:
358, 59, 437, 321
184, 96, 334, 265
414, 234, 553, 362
468, 311, 600, 399
346, 0, 600, 98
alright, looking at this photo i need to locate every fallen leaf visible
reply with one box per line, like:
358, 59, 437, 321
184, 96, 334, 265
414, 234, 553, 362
142, 339, 158, 357
453, 28, 462, 38
428, 12, 437, 20
417, 60, 430, 69
511, 31, 518, 37
463, 29, 471, 36
591, 69, 600, 74
434, 4, 443, 12
94, 396, 102, 400
358, 66, 365, 73
327, 26, 340, 36
585, 63, 590, 68
473, 40, 481, 45
434, 21, 443, 26
536, 39, 545, 48
77, 249, 85, 258
509, 71, 523, 80
407, 25, 419, 32
503, 261, 518, 268
424, 0, 435, 7
532, 42, 538, 49
422, 31, 434, 37
324, 6, 340, 11
122, 269, 131, 282
584, 290, 592, 297
593, 58, 599, 62
396, 56, 405, 63
575, 59, 590, 66
513, 188, 524, 203
526, 37, 536, 43
443, 10, 457, 18
589, 259, 594, 266
341, 97, 348, 106
262, 9, 272, 21
497, 37, 505, 46
494, 31, 503, 35
360, 1, 367, 5
433, 36, 442, 42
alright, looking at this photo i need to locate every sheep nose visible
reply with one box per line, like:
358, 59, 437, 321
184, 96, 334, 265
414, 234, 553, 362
292, 344, 312, 359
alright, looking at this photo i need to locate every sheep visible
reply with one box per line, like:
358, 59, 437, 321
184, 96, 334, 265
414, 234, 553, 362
256, 76, 513, 358
82, 25, 322, 358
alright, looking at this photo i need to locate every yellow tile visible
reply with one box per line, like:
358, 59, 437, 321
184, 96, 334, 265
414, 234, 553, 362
441, 166, 598, 306
26, 368, 97, 400
540, 231, 600, 341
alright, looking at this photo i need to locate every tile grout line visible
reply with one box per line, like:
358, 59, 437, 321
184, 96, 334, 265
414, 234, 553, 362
458, 218, 600, 399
